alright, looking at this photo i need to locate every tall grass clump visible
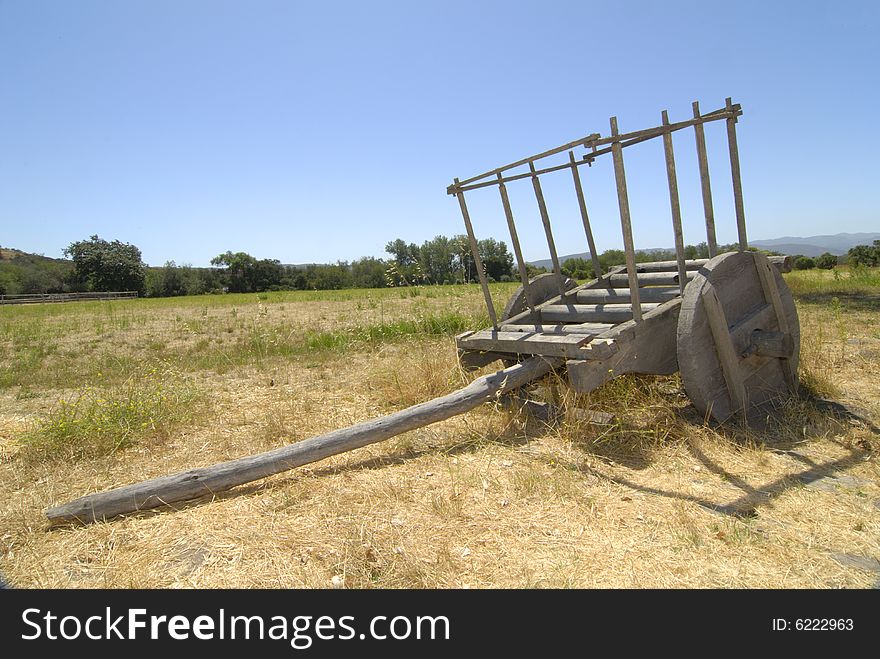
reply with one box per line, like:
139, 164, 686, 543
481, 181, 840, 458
304, 310, 484, 354
19, 364, 201, 460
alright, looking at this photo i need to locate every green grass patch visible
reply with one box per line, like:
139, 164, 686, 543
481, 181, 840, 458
785, 265, 880, 298
19, 365, 201, 460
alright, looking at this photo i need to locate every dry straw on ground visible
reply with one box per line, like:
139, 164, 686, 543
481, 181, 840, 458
0, 271, 878, 588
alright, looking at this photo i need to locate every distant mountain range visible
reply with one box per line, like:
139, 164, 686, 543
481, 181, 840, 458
527, 232, 880, 269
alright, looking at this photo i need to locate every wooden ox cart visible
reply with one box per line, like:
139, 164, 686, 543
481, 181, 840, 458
450, 97, 798, 423
46, 98, 800, 525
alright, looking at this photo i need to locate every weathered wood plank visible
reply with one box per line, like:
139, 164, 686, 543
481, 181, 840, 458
662, 109, 689, 295
725, 97, 748, 250
454, 179, 498, 329
610, 116, 642, 321
530, 162, 566, 296
500, 322, 614, 335
498, 173, 536, 316
457, 330, 591, 359
607, 271, 695, 287
633, 259, 708, 272
46, 356, 560, 525
569, 151, 603, 280
541, 303, 660, 323
572, 287, 680, 304
702, 284, 746, 416
692, 100, 717, 257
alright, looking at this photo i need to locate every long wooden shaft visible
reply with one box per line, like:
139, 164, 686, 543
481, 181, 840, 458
46, 356, 559, 526
610, 116, 642, 322
662, 110, 689, 295
569, 151, 603, 280
455, 178, 498, 329
725, 97, 748, 251
692, 101, 717, 257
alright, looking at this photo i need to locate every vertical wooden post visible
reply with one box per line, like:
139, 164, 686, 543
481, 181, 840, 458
454, 178, 498, 330
498, 173, 538, 319
725, 97, 748, 251
692, 101, 717, 258
703, 284, 746, 417
661, 110, 689, 295
569, 151, 603, 281
529, 162, 566, 296
610, 116, 642, 322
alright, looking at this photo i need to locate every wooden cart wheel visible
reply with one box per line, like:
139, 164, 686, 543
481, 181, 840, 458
502, 272, 578, 321
677, 251, 800, 423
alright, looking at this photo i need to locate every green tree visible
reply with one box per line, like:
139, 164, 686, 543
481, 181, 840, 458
210, 251, 283, 293
847, 241, 880, 266
351, 257, 387, 289
793, 255, 815, 270
560, 257, 594, 280
478, 238, 514, 282
815, 252, 837, 269
419, 235, 456, 284
64, 235, 146, 293
211, 251, 258, 292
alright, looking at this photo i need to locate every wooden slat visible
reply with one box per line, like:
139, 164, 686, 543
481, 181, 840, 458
607, 271, 695, 287
702, 284, 745, 416
634, 259, 708, 272
610, 116, 643, 322
753, 254, 798, 390
497, 173, 537, 317
530, 162, 566, 296
693, 101, 717, 257
500, 322, 614, 335
662, 109, 689, 295
725, 97, 748, 250
456, 330, 592, 359
573, 287, 680, 304
541, 303, 660, 323
454, 178, 498, 330
569, 151, 603, 280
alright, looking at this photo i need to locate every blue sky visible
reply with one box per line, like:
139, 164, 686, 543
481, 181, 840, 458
1, 0, 878, 266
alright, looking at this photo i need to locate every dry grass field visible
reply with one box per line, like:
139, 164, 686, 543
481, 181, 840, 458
1, 267, 878, 588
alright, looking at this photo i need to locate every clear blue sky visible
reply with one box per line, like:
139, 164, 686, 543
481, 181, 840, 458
1, 0, 878, 266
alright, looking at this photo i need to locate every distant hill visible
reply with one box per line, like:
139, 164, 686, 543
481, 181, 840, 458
0, 247, 74, 295
0, 247, 68, 264
527, 232, 879, 267
528, 248, 671, 271
749, 232, 880, 256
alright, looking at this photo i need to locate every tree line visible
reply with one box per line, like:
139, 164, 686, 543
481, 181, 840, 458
2, 236, 878, 297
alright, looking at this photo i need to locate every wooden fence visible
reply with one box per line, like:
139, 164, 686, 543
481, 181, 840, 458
0, 291, 138, 305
